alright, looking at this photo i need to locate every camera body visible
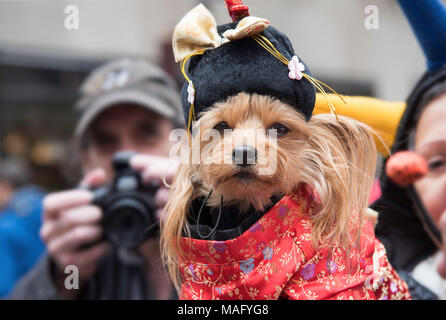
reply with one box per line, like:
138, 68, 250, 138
91, 151, 159, 249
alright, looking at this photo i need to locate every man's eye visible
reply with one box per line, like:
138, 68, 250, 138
268, 123, 289, 136
139, 126, 157, 139
213, 122, 231, 133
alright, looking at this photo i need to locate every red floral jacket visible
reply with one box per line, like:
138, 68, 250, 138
179, 184, 411, 300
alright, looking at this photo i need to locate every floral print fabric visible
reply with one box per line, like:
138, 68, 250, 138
179, 184, 411, 300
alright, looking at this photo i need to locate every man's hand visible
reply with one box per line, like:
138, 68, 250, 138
130, 154, 178, 299
39, 168, 110, 298
130, 154, 179, 222
437, 210, 446, 279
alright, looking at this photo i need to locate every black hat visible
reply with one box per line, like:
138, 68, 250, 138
173, 4, 316, 127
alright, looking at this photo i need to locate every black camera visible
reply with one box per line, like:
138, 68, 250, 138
91, 151, 159, 249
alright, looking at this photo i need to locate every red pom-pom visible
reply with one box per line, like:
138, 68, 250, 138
224, 0, 250, 22
385, 151, 428, 187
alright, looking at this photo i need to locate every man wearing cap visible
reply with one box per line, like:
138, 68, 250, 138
9, 58, 183, 300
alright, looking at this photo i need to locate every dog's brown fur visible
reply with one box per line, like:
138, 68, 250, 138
161, 92, 377, 291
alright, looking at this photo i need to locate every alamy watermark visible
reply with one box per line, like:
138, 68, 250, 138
64, 5, 79, 30
64, 265, 79, 290
169, 128, 278, 176
364, 5, 379, 30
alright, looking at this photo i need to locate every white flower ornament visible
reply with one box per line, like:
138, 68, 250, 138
187, 81, 195, 105
288, 55, 305, 80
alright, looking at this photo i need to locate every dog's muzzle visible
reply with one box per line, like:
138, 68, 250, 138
232, 145, 257, 167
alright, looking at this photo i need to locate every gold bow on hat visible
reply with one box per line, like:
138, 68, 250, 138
172, 3, 270, 62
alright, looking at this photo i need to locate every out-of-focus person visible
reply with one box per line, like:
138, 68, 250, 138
372, 0, 446, 300
0, 158, 45, 298
374, 65, 446, 300
9, 58, 184, 300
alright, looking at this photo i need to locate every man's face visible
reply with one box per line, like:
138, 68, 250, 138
81, 104, 174, 179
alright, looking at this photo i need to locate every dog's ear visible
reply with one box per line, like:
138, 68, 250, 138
161, 161, 197, 292
300, 114, 377, 250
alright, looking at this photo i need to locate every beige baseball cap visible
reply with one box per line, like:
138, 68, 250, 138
74, 58, 183, 139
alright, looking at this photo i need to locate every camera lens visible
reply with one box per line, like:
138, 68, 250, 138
103, 198, 153, 248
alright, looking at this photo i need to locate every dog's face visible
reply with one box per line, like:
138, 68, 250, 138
165, 92, 377, 281
191, 92, 311, 210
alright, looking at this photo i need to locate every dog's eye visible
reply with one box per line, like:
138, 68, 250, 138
213, 122, 231, 133
268, 123, 289, 136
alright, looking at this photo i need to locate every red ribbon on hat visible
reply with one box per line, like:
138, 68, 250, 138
224, 0, 250, 22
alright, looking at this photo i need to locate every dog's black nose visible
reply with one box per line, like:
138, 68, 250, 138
232, 146, 257, 166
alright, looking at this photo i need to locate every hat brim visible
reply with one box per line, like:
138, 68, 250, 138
75, 88, 179, 138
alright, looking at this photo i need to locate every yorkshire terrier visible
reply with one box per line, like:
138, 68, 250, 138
161, 92, 384, 297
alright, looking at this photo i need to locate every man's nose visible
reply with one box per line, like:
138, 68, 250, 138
232, 146, 257, 166
119, 140, 133, 151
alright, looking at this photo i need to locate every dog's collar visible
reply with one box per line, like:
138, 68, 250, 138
186, 194, 283, 241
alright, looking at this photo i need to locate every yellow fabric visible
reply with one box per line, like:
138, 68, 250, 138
172, 4, 269, 62
314, 94, 406, 156
172, 4, 221, 62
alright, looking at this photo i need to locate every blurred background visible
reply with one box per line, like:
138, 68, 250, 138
0, 0, 425, 191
